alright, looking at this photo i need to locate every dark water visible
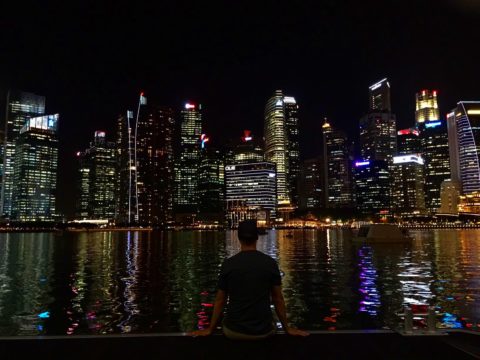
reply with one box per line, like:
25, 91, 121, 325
0, 229, 479, 335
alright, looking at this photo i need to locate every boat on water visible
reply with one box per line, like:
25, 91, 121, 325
353, 223, 411, 243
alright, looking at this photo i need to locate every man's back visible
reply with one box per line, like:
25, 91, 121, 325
218, 250, 281, 335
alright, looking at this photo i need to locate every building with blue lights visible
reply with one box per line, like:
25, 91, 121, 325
1, 90, 45, 218
447, 101, 480, 195
11, 114, 59, 221
225, 162, 277, 228
420, 118, 450, 213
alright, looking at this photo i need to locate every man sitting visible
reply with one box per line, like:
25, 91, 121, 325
190, 220, 309, 339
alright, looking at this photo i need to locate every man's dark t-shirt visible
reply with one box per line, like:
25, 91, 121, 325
218, 250, 282, 335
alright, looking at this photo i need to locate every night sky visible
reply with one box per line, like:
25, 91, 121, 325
1, 0, 479, 217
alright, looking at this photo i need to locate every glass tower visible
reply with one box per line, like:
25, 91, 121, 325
11, 114, 58, 221
447, 101, 480, 194
1, 90, 45, 218
298, 157, 324, 210
76, 131, 116, 220
264, 90, 299, 209
369, 78, 391, 112
322, 120, 353, 208
175, 103, 202, 214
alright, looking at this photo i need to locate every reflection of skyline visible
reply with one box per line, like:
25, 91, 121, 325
0, 229, 479, 335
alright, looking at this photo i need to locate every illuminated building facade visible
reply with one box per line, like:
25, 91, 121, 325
458, 192, 480, 215
420, 118, 450, 213
447, 101, 480, 195
369, 78, 391, 112
225, 162, 277, 227
198, 147, 225, 221
11, 114, 59, 221
397, 128, 421, 155
226, 130, 264, 165
353, 160, 390, 216
264, 90, 300, 209
322, 120, 353, 208
438, 180, 460, 215
1, 90, 45, 218
136, 105, 175, 226
391, 154, 426, 216
298, 157, 324, 210
356, 79, 397, 216
175, 103, 202, 215
76, 131, 116, 220
415, 90, 439, 124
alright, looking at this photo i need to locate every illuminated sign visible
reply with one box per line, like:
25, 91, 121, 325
225, 165, 235, 171
397, 128, 419, 136
276, 99, 283, 106
283, 96, 296, 104
242, 130, 253, 142
393, 154, 424, 165
268, 173, 276, 177
355, 161, 370, 167
467, 109, 480, 115
369, 78, 388, 91
95, 131, 106, 138
27, 114, 59, 132
185, 103, 195, 109
425, 121, 441, 128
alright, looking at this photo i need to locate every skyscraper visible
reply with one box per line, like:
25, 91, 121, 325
356, 78, 397, 216
264, 90, 300, 212
115, 112, 133, 224
1, 90, 45, 218
198, 145, 225, 222
397, 128, 421, 155
136, 105, 175, 226
415, 90, 439, 124
369, 78, 391, 112
447, 101, 480, 194
322, 119, 353, 208
76, 131, 116, 220
11, 114, 59, 221
226, 130, 264, 165
175, 102, 202, 216
420, 119, 451, 213
391, 154, 426, 217
298, 157, 324, 210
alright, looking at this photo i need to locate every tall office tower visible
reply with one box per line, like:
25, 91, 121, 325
11, 114, 58, 221
264, 90, 300, 210
225, 162, 277, 228
415, 90, 439, 124
390, 155, 426, 217
356, 79, 397, 216
298, 157, 324, 210
76, 131, 116, 220
353, 160, 390, 216
397, 128, 421, 155
420, 119, 451, 213
447, 102, 480, 194
322, 120, 353, 208
136, 105, 175, 226
198, 146, 225, 221
175, 102, 202, 215
226, 130, 264, 165
1, 91, 45, 218
369, 78, 391, 112
438, 179, 460, 215
115, 112, 133, 224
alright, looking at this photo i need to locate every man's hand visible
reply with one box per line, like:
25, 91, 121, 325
285, 327, 309, 337
189, 328, 213, 337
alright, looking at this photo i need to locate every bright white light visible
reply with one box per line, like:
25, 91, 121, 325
393, 155, 424, 165
225, 165, 235, 171
369, 78, 388, 91
283, 96, 296, 104
276, 99, 283, 106
268, 173, 276, 177
467, 109, 480, 115
185, 103, 195, 109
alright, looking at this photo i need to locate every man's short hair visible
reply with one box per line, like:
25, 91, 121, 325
238, 220, 258, 244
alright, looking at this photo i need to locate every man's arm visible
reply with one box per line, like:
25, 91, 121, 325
189, 289, 226, 336
271, 285, 309, 336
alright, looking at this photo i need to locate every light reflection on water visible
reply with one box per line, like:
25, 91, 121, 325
0, 228, 479, 335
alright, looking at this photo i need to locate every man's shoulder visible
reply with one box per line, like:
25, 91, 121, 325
224, 251, 277, 264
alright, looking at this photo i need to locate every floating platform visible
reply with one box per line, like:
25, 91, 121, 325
0, 330, 479, 359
